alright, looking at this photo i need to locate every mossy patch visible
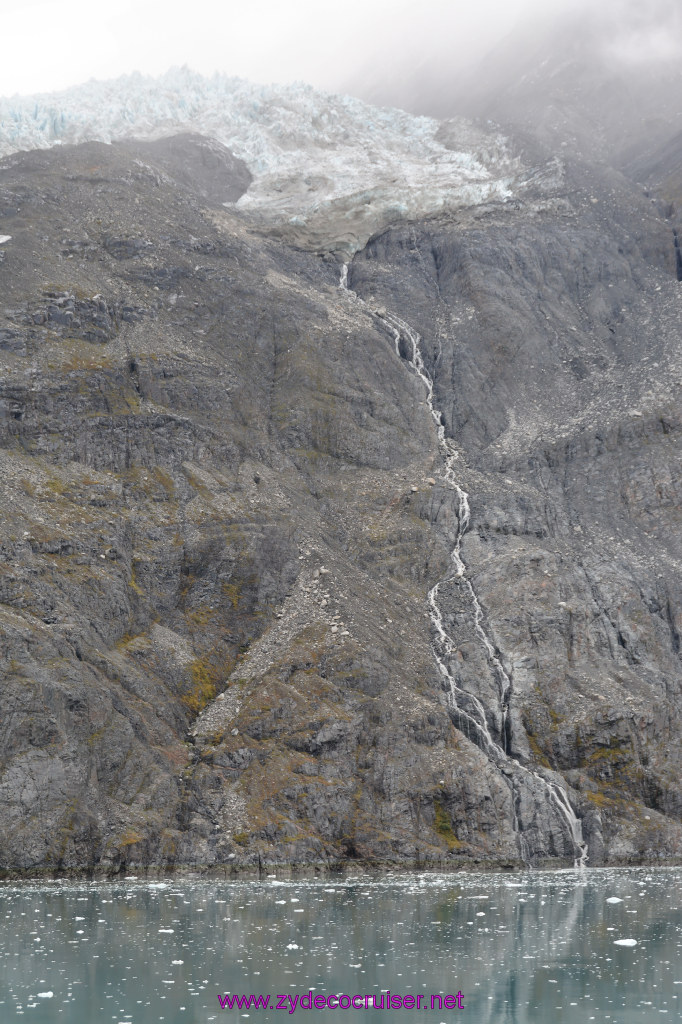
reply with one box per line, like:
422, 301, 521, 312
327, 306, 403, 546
182, 657, 222, 715
186, 606, 217, 628
129, 561, 145, 597
433, 797, 463, 849
118, 828, 145, 848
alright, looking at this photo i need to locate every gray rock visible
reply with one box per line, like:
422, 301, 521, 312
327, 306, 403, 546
0, 106, 679, 877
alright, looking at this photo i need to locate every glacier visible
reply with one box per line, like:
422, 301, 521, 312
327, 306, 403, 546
0, 67, 521, 253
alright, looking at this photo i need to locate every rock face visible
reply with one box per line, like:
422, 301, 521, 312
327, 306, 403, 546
348, 163, 682, 867
0, 66, 680, 875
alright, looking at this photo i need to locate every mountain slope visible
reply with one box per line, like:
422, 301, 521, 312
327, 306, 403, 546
0, 133, 526, 873
0, 66, 681, 874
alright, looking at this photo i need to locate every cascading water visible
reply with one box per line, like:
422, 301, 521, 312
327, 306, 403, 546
340, 262, 588, 870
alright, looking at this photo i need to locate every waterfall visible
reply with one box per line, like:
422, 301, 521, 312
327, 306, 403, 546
340, 262, 588, 870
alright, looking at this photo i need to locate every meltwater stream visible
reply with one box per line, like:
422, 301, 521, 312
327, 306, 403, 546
339, 264, 588, 870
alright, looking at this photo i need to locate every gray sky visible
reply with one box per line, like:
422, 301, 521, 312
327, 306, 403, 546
2, 0, 679, 101
1, 0, 557, 99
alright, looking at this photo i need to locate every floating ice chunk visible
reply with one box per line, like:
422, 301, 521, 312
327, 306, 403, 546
172, 960, 184, 965
613, 938, 637, 946
158, 928, 175, 933
286, 943, 299, 950
149, 882, 169, 889
606, 897, 623, 904
37, 992, 53, 998
0, 235, 11, 244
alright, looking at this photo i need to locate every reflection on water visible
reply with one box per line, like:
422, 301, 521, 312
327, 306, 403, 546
0, 868, 680, 1022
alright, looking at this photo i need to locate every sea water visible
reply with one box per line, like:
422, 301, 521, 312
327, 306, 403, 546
0, 867, 680, 1022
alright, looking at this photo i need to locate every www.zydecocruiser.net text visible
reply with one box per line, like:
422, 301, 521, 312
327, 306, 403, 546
218, 991, 464, 1012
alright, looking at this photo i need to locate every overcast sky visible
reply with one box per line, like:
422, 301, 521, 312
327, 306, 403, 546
2, 0, 679, 101
2, 0, 563, 99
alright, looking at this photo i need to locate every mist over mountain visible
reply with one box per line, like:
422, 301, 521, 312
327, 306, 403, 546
340, 0, 682, 161
0, 1, 680, 875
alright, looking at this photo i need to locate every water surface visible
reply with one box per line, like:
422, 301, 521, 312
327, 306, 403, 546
1, 867, 680, 1022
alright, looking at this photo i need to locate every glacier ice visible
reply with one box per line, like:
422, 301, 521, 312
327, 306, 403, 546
0, 68, 521, 253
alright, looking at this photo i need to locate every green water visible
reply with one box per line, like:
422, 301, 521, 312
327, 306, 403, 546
0, 867, 680, 1022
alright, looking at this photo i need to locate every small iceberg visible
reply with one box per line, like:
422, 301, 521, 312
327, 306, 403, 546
0, 235, 11, 244
613, 938, 638, 947
606, 897, 624, 904
37, 992, 54, 998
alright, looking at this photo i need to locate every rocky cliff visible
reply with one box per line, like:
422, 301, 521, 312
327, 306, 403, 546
0, 63, 680, 874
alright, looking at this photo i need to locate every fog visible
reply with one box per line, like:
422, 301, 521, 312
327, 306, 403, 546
335, 0, 682, 114
1, 0, 535, 98
1, 0, 680, 104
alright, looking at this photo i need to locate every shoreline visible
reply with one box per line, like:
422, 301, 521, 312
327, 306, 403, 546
1, 855, 681, 884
